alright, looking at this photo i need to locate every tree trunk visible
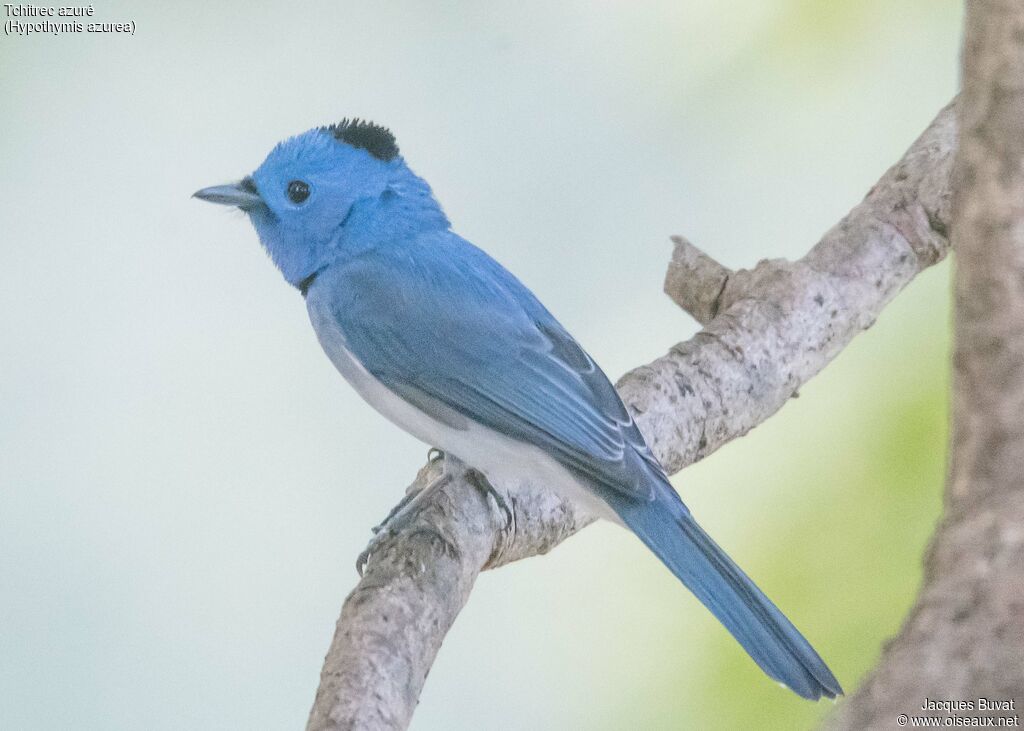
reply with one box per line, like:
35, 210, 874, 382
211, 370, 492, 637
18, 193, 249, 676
827, 2, 1024, 728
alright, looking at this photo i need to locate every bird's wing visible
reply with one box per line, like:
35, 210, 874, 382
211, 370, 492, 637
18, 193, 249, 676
322, 239, 846, 700
325, 237, 664, 502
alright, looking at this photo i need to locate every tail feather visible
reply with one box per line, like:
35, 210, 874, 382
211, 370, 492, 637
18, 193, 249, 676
609, 485, 843, 701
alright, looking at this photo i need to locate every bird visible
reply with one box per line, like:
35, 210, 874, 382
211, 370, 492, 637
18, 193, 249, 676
194, 118, 842, 701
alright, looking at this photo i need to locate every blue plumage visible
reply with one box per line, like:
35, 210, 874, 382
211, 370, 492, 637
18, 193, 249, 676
194, 121, 842, 700
316, 232, 663, 502
607, 483, 842, 699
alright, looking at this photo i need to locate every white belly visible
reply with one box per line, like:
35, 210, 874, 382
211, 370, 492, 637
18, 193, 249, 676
307, 298, 616, 522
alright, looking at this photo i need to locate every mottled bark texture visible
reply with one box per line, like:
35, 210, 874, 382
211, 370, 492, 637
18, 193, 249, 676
306, 99, 959, 731
828, 4, 1024, 729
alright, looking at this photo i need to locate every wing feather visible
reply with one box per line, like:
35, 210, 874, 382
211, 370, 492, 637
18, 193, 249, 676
329, 235, 663, 502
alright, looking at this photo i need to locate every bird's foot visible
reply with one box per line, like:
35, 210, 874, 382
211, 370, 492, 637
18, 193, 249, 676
370, 490, 415, 536
355, 528, 391, 577
357, 449, 452, 576
368, 448, 447, 535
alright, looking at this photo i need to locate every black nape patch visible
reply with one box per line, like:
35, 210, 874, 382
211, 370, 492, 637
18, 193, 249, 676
323, 118, 399, 161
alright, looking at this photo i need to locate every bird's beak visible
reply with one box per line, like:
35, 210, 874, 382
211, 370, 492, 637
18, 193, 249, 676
192, 178, 263, 209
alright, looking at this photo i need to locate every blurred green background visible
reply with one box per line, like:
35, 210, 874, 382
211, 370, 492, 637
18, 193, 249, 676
0, 1, 960, 729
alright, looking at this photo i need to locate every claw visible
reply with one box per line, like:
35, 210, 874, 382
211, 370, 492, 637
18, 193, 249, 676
356, 528, 393, 576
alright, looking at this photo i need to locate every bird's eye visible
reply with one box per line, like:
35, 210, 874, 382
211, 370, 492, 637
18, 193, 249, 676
287, 180, 310, 204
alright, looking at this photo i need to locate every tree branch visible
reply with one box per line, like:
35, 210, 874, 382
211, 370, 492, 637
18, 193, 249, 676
827, 3, 1024, 726
306, 101, 957, 731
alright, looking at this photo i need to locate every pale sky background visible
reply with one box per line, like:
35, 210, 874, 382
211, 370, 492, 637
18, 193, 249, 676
1, 2, 960, 729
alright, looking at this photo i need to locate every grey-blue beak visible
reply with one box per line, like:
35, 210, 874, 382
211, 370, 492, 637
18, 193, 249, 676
193, 178, 263, 209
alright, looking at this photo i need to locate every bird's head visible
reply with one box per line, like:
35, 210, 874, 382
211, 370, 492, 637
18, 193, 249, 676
194, 119, 445, 290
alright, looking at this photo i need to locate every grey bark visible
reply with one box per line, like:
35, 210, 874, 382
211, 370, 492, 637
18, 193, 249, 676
306, 100, 958, 731
827, 3, 1024, 729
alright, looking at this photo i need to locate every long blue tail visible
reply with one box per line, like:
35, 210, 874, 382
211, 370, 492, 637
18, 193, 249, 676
607, 482, 842, 700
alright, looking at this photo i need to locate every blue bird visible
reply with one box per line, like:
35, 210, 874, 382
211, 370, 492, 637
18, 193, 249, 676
194, 119, 842, 701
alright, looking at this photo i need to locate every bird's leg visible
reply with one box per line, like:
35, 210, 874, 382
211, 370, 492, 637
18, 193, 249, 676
465, 468, 514, 531
369, 489, 418, 535
370, 447, 446, 533
357, 449, 451, 575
